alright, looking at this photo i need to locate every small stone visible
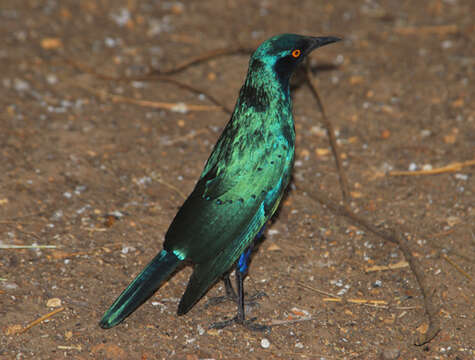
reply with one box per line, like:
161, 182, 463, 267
197, 324, 205, 336
408, 162, 418, 171
380, 347, 400, 360
46, 298, 62, 307
454, 173, 468, 181
13, 79, 30, 92
260, 338, 270, 349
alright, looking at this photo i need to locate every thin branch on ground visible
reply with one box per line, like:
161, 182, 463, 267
365, 260, 409, 272
442, 253, 472, 281
270, 317, 313, 327
149, 45, 256, 75
389, 159, 475, 176
149, 173, 187, 200
163, 128, 209, 146
19, 307, 65, 334
298, 281, 421, 310
298, 186, 440, 345
76, 83, 219, 112
63, 57, 233, 113
304, 61, 351, 206
394, 24, 459, 36
0, 244, 58, 249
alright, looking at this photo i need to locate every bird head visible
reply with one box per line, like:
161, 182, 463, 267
250, 33, 341, 88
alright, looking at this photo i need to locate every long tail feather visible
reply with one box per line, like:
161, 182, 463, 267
99, 249, 180, 329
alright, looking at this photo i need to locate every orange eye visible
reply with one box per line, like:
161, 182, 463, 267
291, 49, 301, 58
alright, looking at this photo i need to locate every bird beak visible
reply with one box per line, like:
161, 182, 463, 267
306, 36, 342, 54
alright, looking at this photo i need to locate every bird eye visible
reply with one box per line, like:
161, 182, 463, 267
291, 49, 301, 58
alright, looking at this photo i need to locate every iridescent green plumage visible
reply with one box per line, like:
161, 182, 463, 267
100, 34, 340, 330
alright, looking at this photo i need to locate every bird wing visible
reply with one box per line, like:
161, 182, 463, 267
164, 141, 291, 314
164, 154, 285, 263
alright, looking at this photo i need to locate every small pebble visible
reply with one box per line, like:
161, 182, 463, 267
454, 173, 468, 181
260, 338, 270, 349
408, 162, 418, 171
46, 298, 62, 308
13, 78, 30, 91
380, 347, 400, 359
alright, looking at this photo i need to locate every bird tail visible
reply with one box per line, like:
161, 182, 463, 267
99, 249, 181, 329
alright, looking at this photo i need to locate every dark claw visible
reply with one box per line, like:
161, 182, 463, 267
247, 291, 268, 302
209, 316, 270, 332
204, 295, 230, 308
205, 291, 267, 309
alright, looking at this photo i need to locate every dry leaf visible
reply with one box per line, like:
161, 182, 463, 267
446, 216, 461, 227
451, 98, 464, 108
416, 323, 429, 334
41, 38, 63, 50
4, 324, 23, 335
443, 134, 456, 144
381, 129, 391, 139
207, 329, 220, 336
349, 76, 364, 85
350, 191, 363, 199
315, 148, 330, 156
267, 243, 281, 251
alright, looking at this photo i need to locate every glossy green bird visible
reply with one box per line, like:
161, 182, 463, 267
99, 33, 340, 330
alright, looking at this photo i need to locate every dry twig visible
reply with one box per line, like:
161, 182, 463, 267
298, 187, 440, 345
270, 317, 313, 327
150, 173, 187, 200
442, 253, 472, 281
389, 160, 475, 176
0, 244, 57, 249
365, 260, 409, 272
76, 83, 219, 112
150, 45, 256, 75
304, 61, 351, 206
19, 307, 65, 334
64, 56, 233, 113
394, 24, 459, 36
298, 282, 420, 310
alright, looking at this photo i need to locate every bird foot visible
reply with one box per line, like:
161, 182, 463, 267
209, 316, 270, 332
205, 291, 268, 310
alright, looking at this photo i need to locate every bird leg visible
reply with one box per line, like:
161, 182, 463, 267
204, 274, 237, 307
205, 236, 267, 309
204, 273, 267, 308
209, 244, 270, 332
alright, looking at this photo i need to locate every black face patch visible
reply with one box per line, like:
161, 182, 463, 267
239, 83, 269, 112
273, 56, 296, 88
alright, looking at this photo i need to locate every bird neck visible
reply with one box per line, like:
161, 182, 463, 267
236, 58, 292, 119
226, 61, 295, 150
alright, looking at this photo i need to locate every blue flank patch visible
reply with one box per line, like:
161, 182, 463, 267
237, 247, 252, 274
237, 223, 266, 274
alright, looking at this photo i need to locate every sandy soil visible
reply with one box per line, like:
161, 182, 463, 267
1, 0, 474, 359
